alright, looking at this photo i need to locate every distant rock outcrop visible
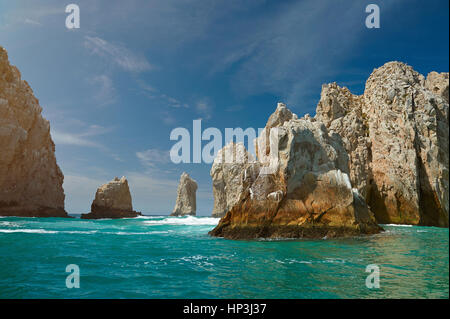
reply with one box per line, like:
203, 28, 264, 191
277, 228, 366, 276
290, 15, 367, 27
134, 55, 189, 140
0, 46, 67, 217
81, 176, 141, 219
171, 172, 198, 216
316, 62, 449, 227
210, 103, 382, 239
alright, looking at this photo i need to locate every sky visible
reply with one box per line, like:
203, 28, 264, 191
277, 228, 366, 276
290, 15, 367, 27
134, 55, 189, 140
0, 0, 448, 215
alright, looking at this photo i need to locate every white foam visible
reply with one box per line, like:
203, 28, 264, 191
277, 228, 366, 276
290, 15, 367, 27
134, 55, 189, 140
0, 221, 20, 227
0, 229, 58, 234
114, 231, 170, 235
63, 230, 98, 234
143, 216, 220, 226
0, 229, 100, 234
135, 215, 165, 219
384, 224, 413, 227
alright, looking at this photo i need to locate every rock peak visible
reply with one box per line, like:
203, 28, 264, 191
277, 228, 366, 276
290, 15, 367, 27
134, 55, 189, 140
316, 60, 449, 227
266, 102, 295, 128
172, 173, 198, 216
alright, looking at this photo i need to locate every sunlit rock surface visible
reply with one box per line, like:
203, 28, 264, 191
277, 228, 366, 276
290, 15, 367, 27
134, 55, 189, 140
171, 172, 198, 216
81, 176, 141, 219
316, 62, 449, 226
210, 103, 381, 239
0, 46, 67, 217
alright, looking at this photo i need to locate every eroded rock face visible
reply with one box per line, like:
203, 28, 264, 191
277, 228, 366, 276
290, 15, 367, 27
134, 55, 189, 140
315, 83, 372, 200
171, 172, 198, 216
81, 176, 141, 219
210, 104, 381, 239
210, 142, 259, 218
0, 46, 67, 217
316, 62, 449, 227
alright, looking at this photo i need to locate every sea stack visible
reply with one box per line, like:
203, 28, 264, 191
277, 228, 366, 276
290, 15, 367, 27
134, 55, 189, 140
209, 103, 382, 239
171, 172, 198, 216
0, 46, 68, 217
81, 176, 141, 219
315, 62, 449, 227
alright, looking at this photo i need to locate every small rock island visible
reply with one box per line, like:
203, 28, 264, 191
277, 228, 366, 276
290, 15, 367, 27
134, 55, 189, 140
81, 176, 141, 219
171, 172, 198, 216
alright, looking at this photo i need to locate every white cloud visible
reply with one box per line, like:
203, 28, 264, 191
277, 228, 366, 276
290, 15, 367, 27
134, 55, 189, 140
51, 124, 111, 150
136, 149, 171, 168
137, 80, 189, 109
160, 111, 177, 125
24, 18, 42, 26
88, 75, 117, 106
84, 36, 153, 72
195, 98, 213, 119
52, 130, 102, 149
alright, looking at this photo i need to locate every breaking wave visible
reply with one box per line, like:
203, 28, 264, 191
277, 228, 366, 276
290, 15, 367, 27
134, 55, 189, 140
384, 224, 414, 227
0, 229, 59, 234
143, 216, 220, 226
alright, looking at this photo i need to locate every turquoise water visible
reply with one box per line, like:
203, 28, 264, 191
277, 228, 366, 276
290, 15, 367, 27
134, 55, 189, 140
0, 215, 448, 299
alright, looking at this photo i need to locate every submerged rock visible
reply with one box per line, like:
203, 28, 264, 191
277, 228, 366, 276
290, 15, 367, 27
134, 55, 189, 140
316, 62, 449, 227
171, 172, 198, 216
0, 46, 68, 217
81, 176, 141, 219
209, 103, 382, 239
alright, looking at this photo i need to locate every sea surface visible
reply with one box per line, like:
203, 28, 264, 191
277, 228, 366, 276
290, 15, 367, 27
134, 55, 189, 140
0, 215, 448, 299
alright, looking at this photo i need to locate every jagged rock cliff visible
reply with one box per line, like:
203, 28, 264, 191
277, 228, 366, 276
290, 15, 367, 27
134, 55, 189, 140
210, 62, 448, 238
210, 142, 258, 218
171, 172, 198, 216
81, 176, 141, 219
0, 46, 67, 217
210, 103, 382, 239
316, 62, 449, 227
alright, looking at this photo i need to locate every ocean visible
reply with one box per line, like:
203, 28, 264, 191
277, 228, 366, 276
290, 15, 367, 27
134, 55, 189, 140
0, 215, 448, 299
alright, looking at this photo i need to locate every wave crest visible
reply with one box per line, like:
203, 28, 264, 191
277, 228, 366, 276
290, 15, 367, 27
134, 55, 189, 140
143, 216, 220, 226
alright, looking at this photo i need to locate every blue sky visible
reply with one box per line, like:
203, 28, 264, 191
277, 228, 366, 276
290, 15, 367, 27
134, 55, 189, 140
0, 0, 448, 215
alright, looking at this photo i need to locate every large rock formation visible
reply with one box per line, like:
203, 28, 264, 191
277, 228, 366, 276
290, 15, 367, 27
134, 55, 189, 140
0, 46, 67, 217
81, 176, 141, 219
316, 62, 449, 227
210, 103, 382, 239
171, 172, 198, 216
210, 142, 258, 218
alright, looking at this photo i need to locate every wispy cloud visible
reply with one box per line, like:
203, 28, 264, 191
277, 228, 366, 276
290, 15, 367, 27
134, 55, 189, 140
88, 74, 117, 106
23, 18, 42, 26
195, 97, 213, 120
136, 148, 171, 168
52, 131, 101, 148
51, 124, 112, 150
84, 36, 153, 72
160, 111, 178, 126
137, 79, 189, 109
